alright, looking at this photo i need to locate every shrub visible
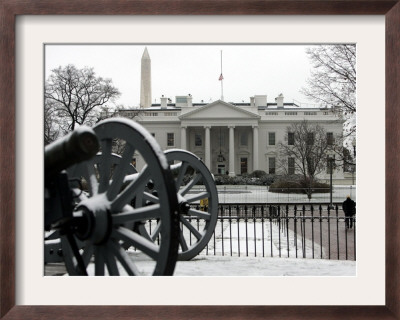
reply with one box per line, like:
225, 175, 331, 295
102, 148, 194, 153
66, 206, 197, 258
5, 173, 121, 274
248, 170, 267, 178
214, 172, 276, 186
269, 176, 330, 194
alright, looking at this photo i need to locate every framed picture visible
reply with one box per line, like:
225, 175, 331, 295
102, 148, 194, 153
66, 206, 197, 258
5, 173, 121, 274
1, 1, 399, 319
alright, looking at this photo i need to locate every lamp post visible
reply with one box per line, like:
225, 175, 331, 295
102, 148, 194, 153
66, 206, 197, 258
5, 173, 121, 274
327, 150, 335, 209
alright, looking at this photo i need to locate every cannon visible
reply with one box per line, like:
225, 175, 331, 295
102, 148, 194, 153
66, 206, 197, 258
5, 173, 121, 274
45, 119, 180, 276
45, 118, 219, 276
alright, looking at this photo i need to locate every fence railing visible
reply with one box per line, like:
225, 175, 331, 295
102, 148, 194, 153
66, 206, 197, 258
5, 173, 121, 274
192, 203, 356, 261
214, 185, 356, 203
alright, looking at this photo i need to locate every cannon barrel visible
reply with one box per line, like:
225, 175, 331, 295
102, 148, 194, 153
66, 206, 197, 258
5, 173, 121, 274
45, 126, 99, 177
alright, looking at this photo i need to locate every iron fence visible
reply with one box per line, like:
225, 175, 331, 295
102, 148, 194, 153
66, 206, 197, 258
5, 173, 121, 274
213, 185, 356, 203
192, 203, 356, 261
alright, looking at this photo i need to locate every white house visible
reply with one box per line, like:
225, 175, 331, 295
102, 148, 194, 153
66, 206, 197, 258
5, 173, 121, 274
106, 48, 353, 184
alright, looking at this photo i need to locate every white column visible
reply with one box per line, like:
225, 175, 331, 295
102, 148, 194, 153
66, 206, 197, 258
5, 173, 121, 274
228, 125, 235, 176
204, 126, 211, 169
252, 125, 259, 171
181, 126, 187, 150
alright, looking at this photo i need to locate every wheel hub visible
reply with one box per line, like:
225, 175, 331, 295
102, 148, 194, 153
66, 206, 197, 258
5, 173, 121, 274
74, 194, 111, 244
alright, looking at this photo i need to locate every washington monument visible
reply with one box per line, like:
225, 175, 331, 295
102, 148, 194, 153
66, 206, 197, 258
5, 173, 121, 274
140, 47, 152, 108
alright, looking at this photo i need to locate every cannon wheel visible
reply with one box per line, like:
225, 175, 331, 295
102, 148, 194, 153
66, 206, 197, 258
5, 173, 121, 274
63, 118, 179, 276
136, 149, 218, 261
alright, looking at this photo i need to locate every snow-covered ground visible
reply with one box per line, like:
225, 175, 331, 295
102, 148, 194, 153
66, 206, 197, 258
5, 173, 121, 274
173, 255, 356, 276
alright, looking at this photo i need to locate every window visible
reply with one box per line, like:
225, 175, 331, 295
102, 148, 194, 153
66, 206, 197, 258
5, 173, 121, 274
288, 132, 294, 145
288, 158, 295, 175
195, 133, 202, 146
269, 157, 276, 174
268, 132, 276, 145
167, 133, 175, 146
219, 131, 225, 147
327, 132, 334, 145
217, 164, 226, 175
307, 133, 314, 146
240, 157, 248, 174
240, 132, 248, 146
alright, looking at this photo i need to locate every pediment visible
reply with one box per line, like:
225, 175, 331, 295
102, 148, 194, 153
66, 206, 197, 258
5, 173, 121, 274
179, 100, 260, 120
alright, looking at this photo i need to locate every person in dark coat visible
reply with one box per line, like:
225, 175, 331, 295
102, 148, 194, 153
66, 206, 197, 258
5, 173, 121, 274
342, 195, 356, 229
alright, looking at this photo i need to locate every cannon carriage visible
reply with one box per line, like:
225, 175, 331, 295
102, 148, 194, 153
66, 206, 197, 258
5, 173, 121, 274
45, 118, 218, 276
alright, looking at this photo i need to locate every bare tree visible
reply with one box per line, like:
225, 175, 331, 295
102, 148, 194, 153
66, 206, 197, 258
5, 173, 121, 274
301, 45, 356, 136
45, 65, 120, 134
44, 99, 60, 145
278, 121, 343, 199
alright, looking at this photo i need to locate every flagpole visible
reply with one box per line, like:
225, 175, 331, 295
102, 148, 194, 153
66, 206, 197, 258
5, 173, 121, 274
220, 50, 224, 101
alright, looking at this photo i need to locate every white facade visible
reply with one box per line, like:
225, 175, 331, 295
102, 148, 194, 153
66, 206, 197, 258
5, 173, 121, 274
114, 96, 348, 183
111, 48, 352, 184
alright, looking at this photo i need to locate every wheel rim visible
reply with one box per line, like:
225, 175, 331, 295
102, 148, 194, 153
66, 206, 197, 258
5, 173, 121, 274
137, 149, 218, 260
63, 119, 179, 276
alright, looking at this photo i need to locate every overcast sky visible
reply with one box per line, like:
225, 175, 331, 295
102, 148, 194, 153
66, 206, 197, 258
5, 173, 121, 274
45, 44, 319, 107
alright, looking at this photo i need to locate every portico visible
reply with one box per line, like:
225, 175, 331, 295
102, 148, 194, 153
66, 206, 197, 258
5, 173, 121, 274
179, 100, 261, 176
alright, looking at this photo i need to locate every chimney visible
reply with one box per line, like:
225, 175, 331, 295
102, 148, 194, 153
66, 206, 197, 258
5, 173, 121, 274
254, 95, 267, 108
276, 93, 284, 108
160, 95, 168, 109
250, 96, 255, 107
187, 94, 193, 107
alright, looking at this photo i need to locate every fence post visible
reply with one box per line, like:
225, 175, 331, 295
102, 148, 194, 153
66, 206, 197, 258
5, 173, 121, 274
311, 205, 315, 259
245, 205, 249, 256
302, 205, 306, 258
221, 205, 224, 256
294, 205, 298, 258
286, 204, 290, 257
327, 205, 331, 259
319, 204, 323, 259
336, 204, 339, 260
229, 205, 232, 256
278, 205, 281, 257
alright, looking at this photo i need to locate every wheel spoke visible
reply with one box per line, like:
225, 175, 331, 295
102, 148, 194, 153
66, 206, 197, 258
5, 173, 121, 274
179, 229, 189, 251
95, 246, 105, 276
112, 204, 161, 225
150, 221, 161, 241
187, 208, 212, 220
136, 223, 153, 242
104, 245, 120, 276
143, 192, 160, 204
82, 159, 99, 196
180, 216, 203, 240
112, 227, 159, 260
82, 244, 94, 267
108, 240, 140, 276
179, 173, 202, 196
184, 191, 209, 203
60, 235, 78, 275
98, 139, 112, 194
111, 166, 151, 212
175, 161, 189, 191
107, 144, 135, 200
